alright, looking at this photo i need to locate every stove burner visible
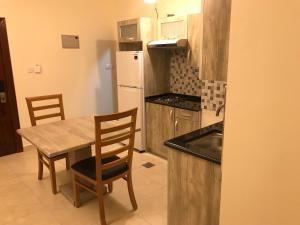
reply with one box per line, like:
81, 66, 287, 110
153, 96, 182, 104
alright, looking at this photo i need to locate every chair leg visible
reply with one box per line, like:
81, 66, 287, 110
108, 182, 113, 193
72, 172, 81, 208
127, 173, 138, 210
37, 151, 43, 180
65, 155, 70, 170
49, 159, 57, 194
97, 184, 107, 225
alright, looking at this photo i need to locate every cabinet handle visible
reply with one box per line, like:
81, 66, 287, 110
170, 110, 173, 117
175, 120, 178, 129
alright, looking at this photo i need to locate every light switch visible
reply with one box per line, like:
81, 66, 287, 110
34, 64, 42, 73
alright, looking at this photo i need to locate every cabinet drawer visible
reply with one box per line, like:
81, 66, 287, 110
175, 108, 200, 122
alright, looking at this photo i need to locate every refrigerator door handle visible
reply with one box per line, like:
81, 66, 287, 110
119, 84, 141, 89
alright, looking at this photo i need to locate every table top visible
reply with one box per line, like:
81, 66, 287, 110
17, 116, 130, 158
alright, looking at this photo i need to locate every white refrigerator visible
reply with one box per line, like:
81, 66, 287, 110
116, 51, 145, 151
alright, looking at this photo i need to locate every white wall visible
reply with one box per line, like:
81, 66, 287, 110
220, 0, 300, 224
0, 0, 117, 135
114, 0, 202, 21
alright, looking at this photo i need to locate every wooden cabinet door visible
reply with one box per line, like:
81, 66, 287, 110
168, 149, 221, 225
202, 0, 231, 81
175, 117, 200, 137
175, 108, 201, 137
188, 13, 203, 70
146, 103, 174, 158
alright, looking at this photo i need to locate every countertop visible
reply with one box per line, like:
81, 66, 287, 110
145, 93, 201, 112
165, 122, 223, 164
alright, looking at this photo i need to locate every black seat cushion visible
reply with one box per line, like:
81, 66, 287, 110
71, 155, 129, 181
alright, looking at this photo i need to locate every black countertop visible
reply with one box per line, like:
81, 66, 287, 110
165, 122, 224, 164
145, 93, 201, 112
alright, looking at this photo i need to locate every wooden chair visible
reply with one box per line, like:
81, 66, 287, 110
26, 94, 69, 194
71, 108, 138, 225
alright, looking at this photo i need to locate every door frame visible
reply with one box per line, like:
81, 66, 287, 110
0, 17, 23, 153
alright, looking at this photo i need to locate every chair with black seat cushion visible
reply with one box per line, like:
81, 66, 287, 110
26, 94, 69, 194
71, 108, 138, 225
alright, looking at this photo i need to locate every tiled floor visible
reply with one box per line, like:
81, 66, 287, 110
0, 146, 167, 225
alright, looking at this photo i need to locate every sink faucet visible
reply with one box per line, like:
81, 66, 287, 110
216, 104, 225, 116
216, 84, 227, 117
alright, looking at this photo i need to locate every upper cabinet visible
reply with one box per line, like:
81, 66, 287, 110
188, 13, 203, 72
158, 16, 188, 40
202, 0, 231, 81
118, 18, 155, 51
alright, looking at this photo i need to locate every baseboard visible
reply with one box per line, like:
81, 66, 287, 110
23, 144, 35, 151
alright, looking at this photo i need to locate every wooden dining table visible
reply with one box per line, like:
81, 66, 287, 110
17, 116, 137, 204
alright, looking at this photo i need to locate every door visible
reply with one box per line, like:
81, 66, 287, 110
174, 108, 201, 137
117, 85, 144, 150
146, 103, 174, 158
116, 51, 143, 88
0, 18, 22, 156
175, 117, 200, 137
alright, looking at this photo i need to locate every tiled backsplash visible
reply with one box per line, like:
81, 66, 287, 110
169, 50, 227, 111
170, 50, 202, 96
201, 80, 226, 111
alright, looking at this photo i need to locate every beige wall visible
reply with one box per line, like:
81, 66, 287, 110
114, 0, 202, 21
220, 0, 300, 225
0, 0, 117, 138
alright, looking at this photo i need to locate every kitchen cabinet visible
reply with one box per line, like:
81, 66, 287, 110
146, 103, 201, 158
202, 0, 231, 81
168, 148, 221, 225
146, 103, 174, 158
187, 13, 203, 72
175, 108, 201, 137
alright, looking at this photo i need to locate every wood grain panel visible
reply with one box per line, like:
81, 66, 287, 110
202, 0, 231, 81
146, 103, 174, 158
175, 108, 201, 137
168, 148, 221, 225
144, 48, 171, 97
175, 117, 200, 137
17, 117, 139, 158
188, 13, 203, 70
143, 16, 170, 96
175, 108, 201, 122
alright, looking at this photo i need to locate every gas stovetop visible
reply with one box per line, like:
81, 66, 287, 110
152, 95, 182, 104
146, 93, 201, 112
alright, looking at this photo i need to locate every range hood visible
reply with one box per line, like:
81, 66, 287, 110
147, 39, 188, 49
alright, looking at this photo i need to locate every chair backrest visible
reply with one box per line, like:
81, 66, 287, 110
94, 108, 138, 181
25, 94, 65, 126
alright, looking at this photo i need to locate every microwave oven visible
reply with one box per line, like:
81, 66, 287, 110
117, 19, 141, 43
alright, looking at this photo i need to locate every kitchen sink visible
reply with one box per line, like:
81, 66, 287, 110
186, 131, 223, 152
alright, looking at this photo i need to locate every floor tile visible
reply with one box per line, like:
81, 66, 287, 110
0, 146, 167, 225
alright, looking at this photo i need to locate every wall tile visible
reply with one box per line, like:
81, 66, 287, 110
169, 50, 201, 96
201, 80, 227, 111
169, 50, 227, 112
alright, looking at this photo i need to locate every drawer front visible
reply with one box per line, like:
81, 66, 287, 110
175, 108, 200, 122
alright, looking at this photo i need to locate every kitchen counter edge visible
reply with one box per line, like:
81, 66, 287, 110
164, 122, 223, 164
145, 93, 201, 112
